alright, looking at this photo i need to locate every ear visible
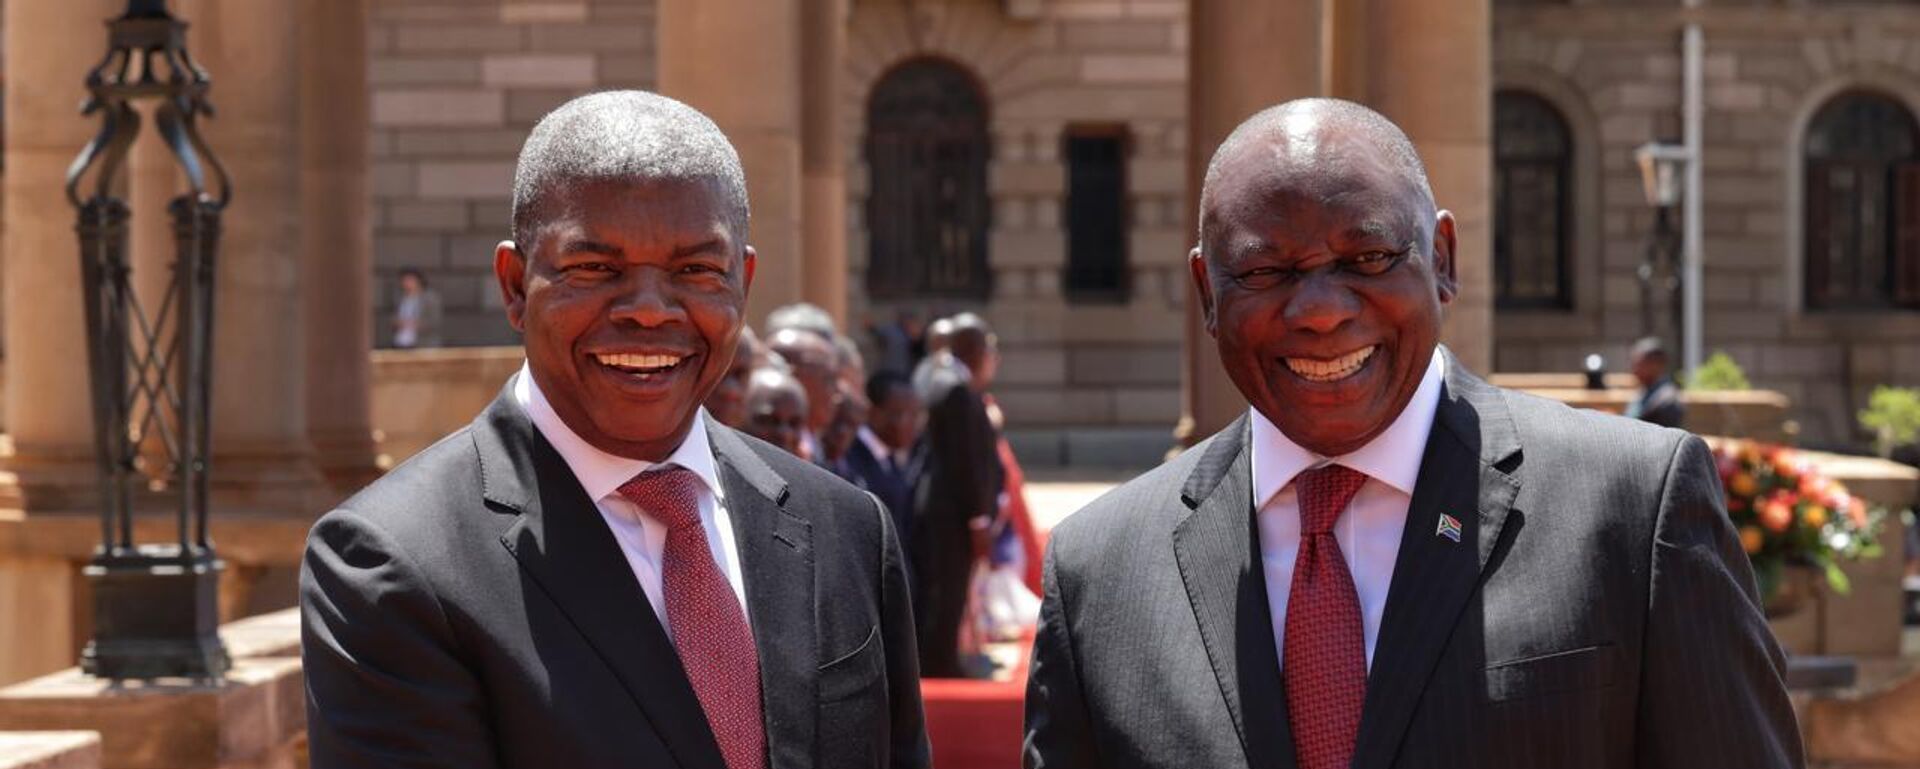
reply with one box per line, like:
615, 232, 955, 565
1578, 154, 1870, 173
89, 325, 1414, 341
1430, 210, 1459, 305
740, 245, 757, 299
1187, 244, 1219, 336
494, 240, 529, 332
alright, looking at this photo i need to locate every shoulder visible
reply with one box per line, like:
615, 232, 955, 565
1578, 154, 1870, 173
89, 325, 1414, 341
323, 424, 493, 540
1047, 427, 1222, 569
716, 425, 885, 529
1485, 384, 1698, 509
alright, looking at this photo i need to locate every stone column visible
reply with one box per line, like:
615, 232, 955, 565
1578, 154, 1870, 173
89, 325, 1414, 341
1351, 0, 1493, 374
299, 0, 381, 497
0, 0, 121, 512
176, 0, 329, 515
1180, 0, 1327, 444
658, 0, 805, 326
800, 0, 848, 323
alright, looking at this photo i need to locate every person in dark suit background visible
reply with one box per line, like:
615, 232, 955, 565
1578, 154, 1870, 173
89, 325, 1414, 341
912, 313, 1003, 678
1024, 99, 1800, 769
1626, 336, 1687, 429
302, 90, 928, 769
848, 371, 926, 566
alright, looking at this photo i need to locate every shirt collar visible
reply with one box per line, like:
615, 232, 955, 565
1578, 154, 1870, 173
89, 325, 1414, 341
856, 425, 892, 462
513, 363, 725, 504
1250, 350, 1446, 508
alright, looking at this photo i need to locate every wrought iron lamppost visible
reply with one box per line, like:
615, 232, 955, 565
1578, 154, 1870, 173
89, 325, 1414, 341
66, 0, 231, 680
1634, 142, 1690, 353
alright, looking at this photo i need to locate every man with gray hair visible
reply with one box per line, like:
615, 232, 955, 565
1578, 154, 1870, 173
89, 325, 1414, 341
303, 90, 929, 769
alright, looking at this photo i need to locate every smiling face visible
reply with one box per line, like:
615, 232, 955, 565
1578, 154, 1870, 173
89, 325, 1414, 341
1191, 126, 1456, 457
496, 177, 755, 460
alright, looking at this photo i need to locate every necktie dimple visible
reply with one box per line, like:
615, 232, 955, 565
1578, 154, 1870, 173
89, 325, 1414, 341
1285, 464, 1370, 769
617, 467, 767, 769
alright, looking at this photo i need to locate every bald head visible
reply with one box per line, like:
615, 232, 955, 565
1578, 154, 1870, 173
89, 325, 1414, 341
1199, 99, 1433, 256
511, 90, 750, 247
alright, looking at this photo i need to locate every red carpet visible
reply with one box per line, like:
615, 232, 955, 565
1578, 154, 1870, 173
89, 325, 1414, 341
922, 637, 1032, 769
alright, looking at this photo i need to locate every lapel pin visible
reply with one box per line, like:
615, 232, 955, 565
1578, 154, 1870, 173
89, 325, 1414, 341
1435, 513, 1463, 543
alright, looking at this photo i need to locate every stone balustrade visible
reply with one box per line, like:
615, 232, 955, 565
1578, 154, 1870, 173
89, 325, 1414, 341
0, 732, 100, 769
0, 609, 304, 769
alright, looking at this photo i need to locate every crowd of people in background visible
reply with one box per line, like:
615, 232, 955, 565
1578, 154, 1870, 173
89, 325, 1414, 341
704, 303, 1044, 678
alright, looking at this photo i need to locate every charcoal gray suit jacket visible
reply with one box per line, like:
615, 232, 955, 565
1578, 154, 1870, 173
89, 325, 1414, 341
302, 385, 930, 769
1024, 354, 1802, 769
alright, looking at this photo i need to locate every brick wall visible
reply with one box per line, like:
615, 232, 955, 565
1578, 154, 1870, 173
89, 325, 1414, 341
369, 0, 655, 346
1492, 4, 1920, 447
845, 0, 1189, 428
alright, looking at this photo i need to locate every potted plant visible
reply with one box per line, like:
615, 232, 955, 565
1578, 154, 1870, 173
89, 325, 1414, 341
1714, 439, 1885, 617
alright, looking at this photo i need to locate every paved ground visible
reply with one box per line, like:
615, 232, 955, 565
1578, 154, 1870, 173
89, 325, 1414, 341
1023, 468, 1140, 532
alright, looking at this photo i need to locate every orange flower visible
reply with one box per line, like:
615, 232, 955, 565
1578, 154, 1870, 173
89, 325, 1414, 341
1847, 498, 1869, 527
1739, 526, 1765, 554
1760, 500, 1794, 533
1802, 505, 1828, 529
1798, 473, 1829, 498
1729, 473, 1757, 498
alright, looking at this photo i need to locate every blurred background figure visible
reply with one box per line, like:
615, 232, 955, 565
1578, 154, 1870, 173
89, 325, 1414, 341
766, 327, 840, 461
765, 301, 839, 342
704, 327, 761, 428
742, 368, 808, 456
818, 382, 869, 479
391, 268, 443, 349
869, 309, 926, 376
1626, 336, 1686, 428
913, 313, 1002, 678
850, 371, 926, 560
912, 316, 965, 396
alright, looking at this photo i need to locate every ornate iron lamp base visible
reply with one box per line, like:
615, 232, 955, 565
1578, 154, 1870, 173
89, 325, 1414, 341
81, 546, 230, 681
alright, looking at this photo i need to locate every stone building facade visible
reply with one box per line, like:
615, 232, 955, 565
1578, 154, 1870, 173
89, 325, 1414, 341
1491, 2, 1920, 446
368, 0, 659, 346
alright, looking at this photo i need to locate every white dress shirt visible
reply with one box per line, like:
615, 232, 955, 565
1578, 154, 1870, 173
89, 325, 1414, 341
514, 364, 750, 637
856, 425, 912, 471
1251, 351, 1445, 670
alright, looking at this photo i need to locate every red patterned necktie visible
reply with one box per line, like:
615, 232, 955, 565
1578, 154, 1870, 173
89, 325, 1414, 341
617, 467, 767, 769
1285, 464, 1370, 769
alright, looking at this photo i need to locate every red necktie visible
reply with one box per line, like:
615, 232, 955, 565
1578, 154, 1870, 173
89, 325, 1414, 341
1284, 464, 1370, 769
618, 467, 767, 769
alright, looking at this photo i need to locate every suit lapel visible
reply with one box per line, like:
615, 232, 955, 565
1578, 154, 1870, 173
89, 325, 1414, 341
1351, 357, 1522, 769
707, 420, 819, 769
1172, 416, 1300, 769
478, 388, 728, 769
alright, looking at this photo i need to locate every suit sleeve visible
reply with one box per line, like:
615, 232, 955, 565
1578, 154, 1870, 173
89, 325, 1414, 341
301, 509, 499, 769
1634, 436, 1805, 769
1023, 541, 1102, 769
873, 490, 933, 769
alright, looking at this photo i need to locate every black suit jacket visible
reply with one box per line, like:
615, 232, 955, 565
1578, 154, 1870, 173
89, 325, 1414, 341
301, 385, 930, 769
1024, 353, 1802, 769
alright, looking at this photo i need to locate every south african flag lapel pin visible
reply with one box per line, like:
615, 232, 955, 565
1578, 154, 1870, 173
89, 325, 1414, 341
1435, 513, 1463, 543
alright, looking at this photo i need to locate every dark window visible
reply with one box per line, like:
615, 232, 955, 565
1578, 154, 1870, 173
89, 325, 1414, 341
1064, 127, 1129, 302
1493, 90, 1573, 310
1804, 91, 1920, 310
864, 58, 991, 300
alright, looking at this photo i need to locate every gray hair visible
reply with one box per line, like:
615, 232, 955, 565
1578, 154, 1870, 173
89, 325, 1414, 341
511, 90, 750, 246
766, 302, 839, 341
1199, 98, 1433, 245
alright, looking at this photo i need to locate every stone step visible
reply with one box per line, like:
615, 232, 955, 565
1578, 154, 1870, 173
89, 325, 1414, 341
0, 732, 100, 769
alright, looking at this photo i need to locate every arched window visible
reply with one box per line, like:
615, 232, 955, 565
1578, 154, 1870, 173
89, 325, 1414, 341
864, 58, 991, 300
1493, 90, 1573, 309
1804, 90, 1920, 310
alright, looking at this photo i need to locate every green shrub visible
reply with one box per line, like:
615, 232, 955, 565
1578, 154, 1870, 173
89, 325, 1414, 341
1859, 385, 1920, 458
1688, 351, 1751, 392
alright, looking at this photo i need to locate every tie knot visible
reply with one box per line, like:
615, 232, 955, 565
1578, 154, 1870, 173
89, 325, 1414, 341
1296, 464, 1368, 535
617, 466, 703, 531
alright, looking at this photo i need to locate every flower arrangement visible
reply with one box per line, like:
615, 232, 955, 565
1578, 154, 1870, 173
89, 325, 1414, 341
1714, 439, 1884, 606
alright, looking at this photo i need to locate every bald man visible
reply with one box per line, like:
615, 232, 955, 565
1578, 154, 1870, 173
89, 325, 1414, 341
1023, 99, 1799, 769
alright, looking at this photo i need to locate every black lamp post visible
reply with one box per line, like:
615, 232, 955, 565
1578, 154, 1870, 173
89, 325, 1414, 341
66, 0, 231, 681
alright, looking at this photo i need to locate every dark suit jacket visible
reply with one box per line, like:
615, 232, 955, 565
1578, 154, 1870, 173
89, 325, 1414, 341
1629, 377, 1687, 429
846, 437, 923, 552
301, 386, 930, 769
1024, 354, 1802, 769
